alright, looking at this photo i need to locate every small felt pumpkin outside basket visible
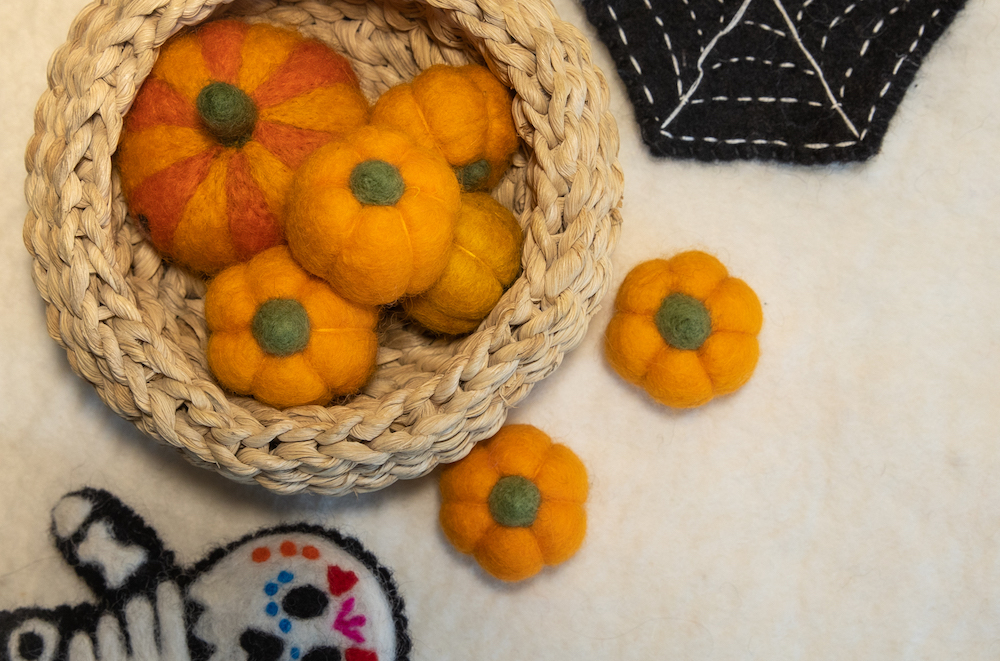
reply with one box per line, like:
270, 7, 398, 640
439, 424, 589, 582
23, 0, 623, 495
605, 252, 763, 408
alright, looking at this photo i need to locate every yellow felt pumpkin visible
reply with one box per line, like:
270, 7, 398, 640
439, 424, 589, 582
403, 193, 523, 335
116, 20, 369, 274
284, 125, 461, 307
371, 64, 519, 191
604, 251, 763, 408
205, 246, 379, 409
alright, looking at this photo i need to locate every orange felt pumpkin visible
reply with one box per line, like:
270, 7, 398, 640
205, 246, 379, 409
371, 64, 519, 191
439, 424, 589, 582
403, 192, 523, 335
116, 20, 369, 274
285, 125, 462, 307
604, 251, 763, 408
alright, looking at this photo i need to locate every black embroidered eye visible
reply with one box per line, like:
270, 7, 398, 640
282, 585, 329, 619
240, 629, 284, 661
17, 632, 46, 661
301, 647, 342, 661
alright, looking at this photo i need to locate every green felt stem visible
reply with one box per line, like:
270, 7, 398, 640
655, 292, 712, 351
488, 475, 542, 528
197, 82, 258, 147
350, 160, 405, 206
252, 299, 311, 356
455, 159, 491, 190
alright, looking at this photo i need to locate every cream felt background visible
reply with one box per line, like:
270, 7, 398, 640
1, 0, 999, 658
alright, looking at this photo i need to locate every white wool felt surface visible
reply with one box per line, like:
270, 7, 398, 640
1, 0, 1000, 659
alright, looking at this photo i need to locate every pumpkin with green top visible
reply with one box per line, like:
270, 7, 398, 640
205, 246, 379, 409
116, 20, 368, 274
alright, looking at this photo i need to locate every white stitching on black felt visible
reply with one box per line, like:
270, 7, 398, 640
607, 5, 657, 105
658, 0, 861, 142
581, 0, 967, 163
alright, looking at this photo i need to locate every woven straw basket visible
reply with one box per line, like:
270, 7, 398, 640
24, 0, 622, 495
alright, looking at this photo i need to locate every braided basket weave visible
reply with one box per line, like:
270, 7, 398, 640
24, 0, 622, 495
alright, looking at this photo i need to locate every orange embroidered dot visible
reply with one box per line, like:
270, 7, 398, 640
252, 547, 271, 563
280, 541, 297, 557
302, 545, 320, 560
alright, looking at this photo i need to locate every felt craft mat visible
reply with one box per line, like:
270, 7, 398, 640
2, 0, 999, 658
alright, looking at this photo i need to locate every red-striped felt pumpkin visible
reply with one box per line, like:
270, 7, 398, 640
116, 20, 369, 274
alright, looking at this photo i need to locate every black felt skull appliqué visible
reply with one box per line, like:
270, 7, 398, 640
0, 489, 410, 661
581, 0, 967, 163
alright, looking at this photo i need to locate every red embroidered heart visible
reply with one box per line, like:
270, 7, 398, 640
345, 649, 378, 661
327, 565, 359, 596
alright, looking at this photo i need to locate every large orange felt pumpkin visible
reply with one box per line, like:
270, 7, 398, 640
116, 20, 369, 274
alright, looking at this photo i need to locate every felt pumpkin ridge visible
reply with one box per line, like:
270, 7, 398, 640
408, 240, 507, 319
439, 424, 588, 582
116, 20, 369, 275
604, 251, 762, 408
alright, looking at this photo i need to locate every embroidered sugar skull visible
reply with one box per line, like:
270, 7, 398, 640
0, 489, 410, 661
189, 531, 397, 661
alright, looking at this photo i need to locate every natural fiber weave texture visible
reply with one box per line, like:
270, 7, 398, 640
23, 0, 623, 495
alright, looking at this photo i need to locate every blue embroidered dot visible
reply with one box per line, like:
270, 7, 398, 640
291, 649, 301, 660
279, 619, 292, 634
264, 583, 278, 596
278, 571, 294, 584
265, 602, 279, 617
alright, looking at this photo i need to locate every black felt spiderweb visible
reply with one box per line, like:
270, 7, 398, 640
581, 0, 967, 164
